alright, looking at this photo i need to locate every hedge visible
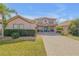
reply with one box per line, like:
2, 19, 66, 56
4, 29, 36, 37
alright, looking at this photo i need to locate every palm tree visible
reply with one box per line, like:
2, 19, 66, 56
0, 3, 16, 38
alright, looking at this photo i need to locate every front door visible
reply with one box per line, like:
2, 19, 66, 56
44, 26, 48, 32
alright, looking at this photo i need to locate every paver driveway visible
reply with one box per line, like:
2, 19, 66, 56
39, 32, 79, 56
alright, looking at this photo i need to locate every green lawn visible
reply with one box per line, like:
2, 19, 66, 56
67, 35, 79, 41
0, 36, 46, 56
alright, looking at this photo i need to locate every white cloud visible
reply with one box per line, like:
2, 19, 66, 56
58, 17, 74, 23
21, 15, 38, 20
59, 18, 67, 21
58, 18, 67, 23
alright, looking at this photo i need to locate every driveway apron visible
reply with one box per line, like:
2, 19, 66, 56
39, 32, 79, 56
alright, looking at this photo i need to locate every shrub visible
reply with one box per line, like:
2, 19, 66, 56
55, 26, 63, 33
4, 29, 36, 37
11, 32, 20, 39
68, 19, 79, 36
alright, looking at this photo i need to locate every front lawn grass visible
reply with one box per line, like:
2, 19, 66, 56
0, 36, 46, 56
67, 34, 79, 41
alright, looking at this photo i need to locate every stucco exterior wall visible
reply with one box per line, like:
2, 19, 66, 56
6, 18, 36, 29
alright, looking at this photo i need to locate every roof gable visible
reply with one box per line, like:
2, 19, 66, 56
8, 15, 35, 24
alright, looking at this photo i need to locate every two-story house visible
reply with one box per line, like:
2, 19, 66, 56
35, 17, 57, 32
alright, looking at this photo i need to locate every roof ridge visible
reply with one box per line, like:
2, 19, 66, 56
7, 15, 35, 24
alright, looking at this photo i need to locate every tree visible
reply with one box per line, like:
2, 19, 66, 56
68, 19, 79, 36
0, 3, 16, 38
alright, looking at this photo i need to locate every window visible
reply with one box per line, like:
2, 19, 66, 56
13, 24, 24, 29
13, 24, 19, 29
49, 20, 54, 24
43, 19, 48, 24
19, 24, 24, 29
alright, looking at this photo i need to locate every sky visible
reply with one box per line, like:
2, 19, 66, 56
6, 3, 79, 22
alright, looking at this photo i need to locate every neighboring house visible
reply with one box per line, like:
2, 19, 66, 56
35, 17, 57, 32
58, 21, 71, 34
6, 15, 36, 30
0, 15, 36, 36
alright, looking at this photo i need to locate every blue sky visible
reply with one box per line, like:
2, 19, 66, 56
6, 3, 79, 22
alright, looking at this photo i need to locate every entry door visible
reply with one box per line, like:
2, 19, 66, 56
44, 26, 48, 32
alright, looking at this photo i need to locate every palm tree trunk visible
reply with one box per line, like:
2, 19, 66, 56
2, 14, 4, 39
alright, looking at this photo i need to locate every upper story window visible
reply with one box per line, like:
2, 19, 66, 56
49, 21, 54, 24
13, 24, 24, 29
43, 19, 48, 24
49, 20, 56, 24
